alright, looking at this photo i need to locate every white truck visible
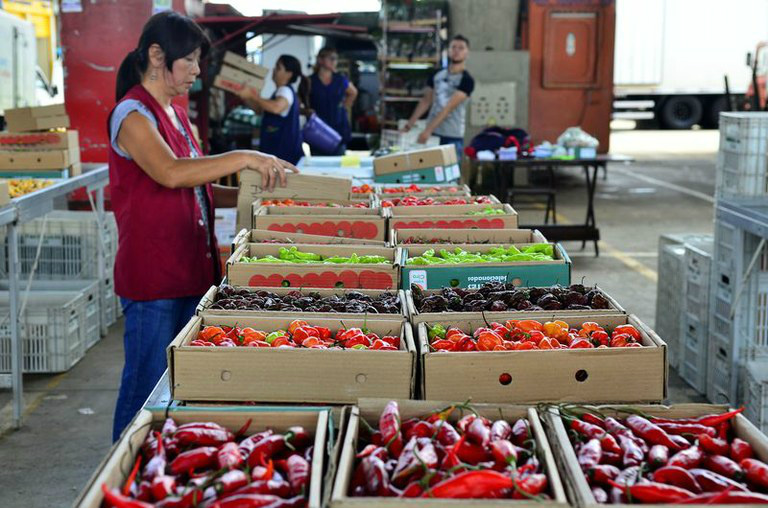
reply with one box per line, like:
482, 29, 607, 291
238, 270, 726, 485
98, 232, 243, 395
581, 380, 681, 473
0, 10, 36, 117
613, 0, 768, 128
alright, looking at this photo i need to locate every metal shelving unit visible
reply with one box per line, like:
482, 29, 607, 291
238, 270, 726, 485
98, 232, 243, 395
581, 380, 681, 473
379, 1, 447, 129
3, 165, 109, 428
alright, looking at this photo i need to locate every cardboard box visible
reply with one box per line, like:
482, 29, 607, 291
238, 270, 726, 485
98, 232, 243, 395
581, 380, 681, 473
376, 183, 471, 197
252, 206, 389, 242
0, 181, 9, 207
197, 285, 408, 321
254, 197, 376, 215
393, 227, 546, 245
5, 104, 70, 132
390, 203, 519, 230
237, 171, 353, 231
218, 63, 266, 89
405, 285, 626, 324
227, 243, 402, 289
331, 399, 569, 508
374, 145, 461, 184
417, 314, 667, 403
0, 149, 79, 170
213, 73, 264, 96
74, 407, 331, 508
401, 243, 571, 290
168, 315, 416, 403
542, 404, 767, 508
0, 130, 79, 151
233, 228, 387, 253
381, 194, 500, 206
223, 51, 270, 79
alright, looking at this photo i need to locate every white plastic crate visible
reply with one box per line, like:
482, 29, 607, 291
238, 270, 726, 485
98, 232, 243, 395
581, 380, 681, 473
717, 112, 768, 199
707, 331, 736, 404
684, 236, 714, 322
680, 312, 708, 395
743, 360, 768, 434
656, 236, 694, 369
0, 280, 99, 373
83, 282, 101, 349
0, 211, 117, 280
380, 129, 440, 151
102, 277, 116, 330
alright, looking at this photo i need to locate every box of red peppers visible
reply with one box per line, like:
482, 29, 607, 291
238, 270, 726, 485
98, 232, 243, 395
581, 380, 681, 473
75, 407, 332, 508
542, 404, 768, 507
167, 314, 417, 403
331, 398, 569, 507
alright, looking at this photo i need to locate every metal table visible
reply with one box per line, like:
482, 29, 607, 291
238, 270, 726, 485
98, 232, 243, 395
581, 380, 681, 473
7, 165, 109, 428
471, 155, 634, 256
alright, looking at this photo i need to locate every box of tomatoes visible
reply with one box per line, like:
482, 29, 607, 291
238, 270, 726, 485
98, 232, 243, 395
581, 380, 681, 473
167, 314, 417, 403
416, 314, 667, 404
252, 199, 389, 242
74, 406, 333, 508
226, 244, 402, 289
541, 403, 768, 507
330, 398, 570, 507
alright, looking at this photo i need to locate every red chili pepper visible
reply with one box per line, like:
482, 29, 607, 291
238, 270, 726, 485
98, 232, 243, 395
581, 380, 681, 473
614, 465, 641, 486
667, 446, 703, 469
435, 420, 461, 446
656, 422, 717, 437
489, 439, 517, 468
697, 434, 730, 456
286, 426, 311, 449
489, 420, 512, 441
625, 415, 683, 450
150, 475, 176, 501
578, 438, 603, 470
161, 418, 178, 435
608, 480, 695, 503
169, 446, 218, 475
609, 487, 626, 504
379, 401, 404, 458
703, 454, 745, 480
669, 433, 693, 449
605, 417, 646, 451
511, 473, 548, 499
122, 454, 142, 496
650, 408, 745, 427
599, 433, 622, 455
456, 439, 491, 465
421, 470, 513, 498
466, 417, 491, 447
651, 466, 702, 493
600, 451, 622, 466
285, 454, 310, 494
392, 437, 426, 485
208, 493, 283, 508
678, 491, 768, 504
404, 420, 434, 441
588, 464, 620, 486
101, 484, 154, 508
689, 468, 748, 492
618, 435, 644, 467
570, 418, 605, 440
741, 458, 768, 489
362, 455, 390, 496
219, 480, 292, 500
581, 413, 606, 428
511, 419, 529, 446
218, 442, 244, 470
217, 470, 249, 495
649, 444, 670, 469
174, 427, 234, 447
246, 435, 286, 468
400, 481, 424, 497
591, 486, 608, 503
239, 430, 273, 459
731, 438, 754, 463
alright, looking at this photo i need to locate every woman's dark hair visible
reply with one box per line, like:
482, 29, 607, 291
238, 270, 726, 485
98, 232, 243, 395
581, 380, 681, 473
277, 54, 310, 110
115, 11, 210, 101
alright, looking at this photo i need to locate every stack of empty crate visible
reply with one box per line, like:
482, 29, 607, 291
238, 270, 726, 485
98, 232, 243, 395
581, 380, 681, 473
709, 113, 768, 427
0, 210, 118, 374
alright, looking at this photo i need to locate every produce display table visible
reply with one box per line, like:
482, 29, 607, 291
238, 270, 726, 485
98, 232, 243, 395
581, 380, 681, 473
5, 164, 109, 428
471, 154, 634, 256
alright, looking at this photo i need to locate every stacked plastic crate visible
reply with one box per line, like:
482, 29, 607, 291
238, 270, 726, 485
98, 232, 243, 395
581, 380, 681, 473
709, 112, 768, 412
680, 236, 714, 394
0, 211, 118, 373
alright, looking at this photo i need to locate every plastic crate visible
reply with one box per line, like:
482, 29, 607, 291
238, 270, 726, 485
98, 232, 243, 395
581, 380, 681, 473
684, 236, 714, 323
0, 280, 99, 373
743, 360, 768, 433
655, 240, 687, 369
102, 277, 116, 330
680, 312, 708, 394
83, 282, 101, 349
707, 331, 737, 404
716, 112, 768, 199
0, 211, 117, 280
380, 129, 440, 151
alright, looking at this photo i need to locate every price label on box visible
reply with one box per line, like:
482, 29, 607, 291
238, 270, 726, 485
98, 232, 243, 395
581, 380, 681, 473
408, 270, 427, 290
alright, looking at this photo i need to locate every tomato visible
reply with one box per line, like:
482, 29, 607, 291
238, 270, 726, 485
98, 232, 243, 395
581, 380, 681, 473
569, 338, 594, 349
288, 320, 308, 334
431, 339, 455, 351
613, 325, 641, 341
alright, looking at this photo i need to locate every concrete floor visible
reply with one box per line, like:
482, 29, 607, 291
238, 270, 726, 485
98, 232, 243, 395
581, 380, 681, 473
0, 129, 718, 507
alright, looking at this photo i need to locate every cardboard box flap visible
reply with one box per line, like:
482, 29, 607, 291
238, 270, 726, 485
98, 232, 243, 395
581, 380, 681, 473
223, 51, 270, 79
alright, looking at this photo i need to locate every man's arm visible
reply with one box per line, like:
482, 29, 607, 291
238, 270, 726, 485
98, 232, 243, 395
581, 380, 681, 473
417, 90, 468, 143
402, 87, 434, 132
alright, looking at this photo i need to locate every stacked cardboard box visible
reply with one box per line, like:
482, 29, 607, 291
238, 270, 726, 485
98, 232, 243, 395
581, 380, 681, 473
373, 144, 461, 184
0, 104, 80, 178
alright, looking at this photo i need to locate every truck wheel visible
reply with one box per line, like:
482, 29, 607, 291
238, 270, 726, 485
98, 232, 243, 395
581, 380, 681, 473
660, 96, 703, 129
704, 97, 729, 129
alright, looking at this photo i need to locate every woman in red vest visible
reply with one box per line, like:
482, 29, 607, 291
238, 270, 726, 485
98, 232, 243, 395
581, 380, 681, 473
108, 11, 297, 440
